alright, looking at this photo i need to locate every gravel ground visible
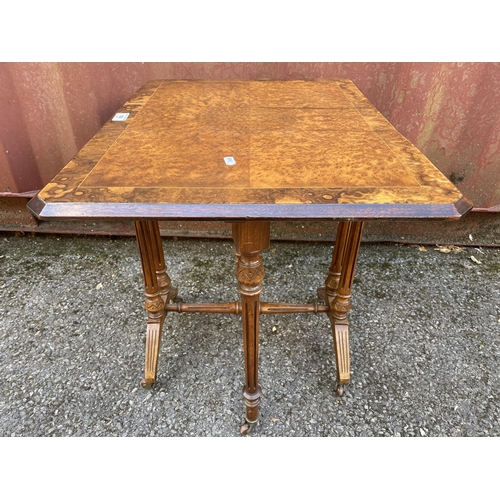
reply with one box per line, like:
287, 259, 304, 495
0, 231, 499, 437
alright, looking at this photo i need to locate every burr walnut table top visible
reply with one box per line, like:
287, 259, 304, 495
28, 79, 472, 220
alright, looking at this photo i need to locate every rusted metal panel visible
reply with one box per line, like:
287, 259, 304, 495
372, 63, 500, 210
1, 62, 499, 212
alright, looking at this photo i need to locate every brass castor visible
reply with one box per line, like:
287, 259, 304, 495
141, 379, 153, 389
336, 383, 345, 397
239, 417, 258, 435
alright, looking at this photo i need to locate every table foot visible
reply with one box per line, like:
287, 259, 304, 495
323, 221, 364, 395
135, 220, 176, 389
333, 323, 350, 388
242, 386, 262, 427
141, 379, 154, 389
239, 418, 257, 435
142, 321, 162, 389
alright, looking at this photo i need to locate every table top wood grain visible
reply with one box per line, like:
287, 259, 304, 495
28, 79, 472, 220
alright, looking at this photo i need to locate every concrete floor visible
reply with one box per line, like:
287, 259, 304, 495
0, 231, 499, 436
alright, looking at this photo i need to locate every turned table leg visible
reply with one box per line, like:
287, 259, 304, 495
135, 221, 176, 389
324, 221, 364, 396
232, 221, 270, 435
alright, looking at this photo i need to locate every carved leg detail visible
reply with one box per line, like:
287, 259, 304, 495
135, 221, 175, 389
333, 324, 349, 395
233, 221, 270, 434
325, 221, 364, 396
142, 322, 161, 388
148, 220, 175, 305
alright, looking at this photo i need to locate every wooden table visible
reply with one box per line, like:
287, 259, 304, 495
28, 79, 472, 434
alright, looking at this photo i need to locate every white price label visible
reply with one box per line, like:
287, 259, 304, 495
112, 113, 130, 122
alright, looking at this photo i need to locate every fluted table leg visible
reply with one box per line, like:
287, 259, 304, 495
135, 221, 176, 389
232, 221, 270, 435
324, 221, 364, 396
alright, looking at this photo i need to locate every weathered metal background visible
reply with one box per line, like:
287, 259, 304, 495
1, 63, 499, 243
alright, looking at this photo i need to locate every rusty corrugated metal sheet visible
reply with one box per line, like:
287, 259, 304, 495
1, 62, 499, 209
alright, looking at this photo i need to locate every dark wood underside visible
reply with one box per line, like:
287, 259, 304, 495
28, 195, 473, 220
